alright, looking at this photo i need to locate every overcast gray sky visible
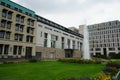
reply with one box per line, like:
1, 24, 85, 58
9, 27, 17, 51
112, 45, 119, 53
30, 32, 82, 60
11, 0, 120, 28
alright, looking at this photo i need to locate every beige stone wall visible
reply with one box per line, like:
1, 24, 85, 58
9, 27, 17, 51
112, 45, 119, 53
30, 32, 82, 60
36, 46, 65, 60
36, 46, 82, 60
0, 5, 36, 58
73, 50, 82, 58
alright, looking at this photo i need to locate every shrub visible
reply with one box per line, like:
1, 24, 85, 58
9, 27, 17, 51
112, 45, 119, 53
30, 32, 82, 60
29, 59, 37, 62
103, 62, 120, 76
58, 58, 100, 64
63, 77, 92, 80
94, 72, 111, 80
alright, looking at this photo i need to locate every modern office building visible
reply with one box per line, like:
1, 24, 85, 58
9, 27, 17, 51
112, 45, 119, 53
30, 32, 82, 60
88, 20, 120, 57
36, 15, 83, 60
0, 0, 37, 59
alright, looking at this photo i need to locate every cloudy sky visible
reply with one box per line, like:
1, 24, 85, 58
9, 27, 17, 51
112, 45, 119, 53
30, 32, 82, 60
11, 0, 120, 28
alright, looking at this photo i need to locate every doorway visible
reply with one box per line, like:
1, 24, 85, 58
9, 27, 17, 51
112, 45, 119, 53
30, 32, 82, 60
103, 48, 107, 57
25, 47, 32, 59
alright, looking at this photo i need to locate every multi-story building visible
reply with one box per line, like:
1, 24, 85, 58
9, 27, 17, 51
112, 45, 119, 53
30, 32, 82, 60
36, 15, 83, 60
0, 0, 36, 59
88, 20, 120, 57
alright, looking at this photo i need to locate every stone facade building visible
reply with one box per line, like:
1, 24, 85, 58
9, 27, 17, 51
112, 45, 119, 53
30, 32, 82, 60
36, 15, 83, 60
0, 0, 83, 60
0, 0, 37, 59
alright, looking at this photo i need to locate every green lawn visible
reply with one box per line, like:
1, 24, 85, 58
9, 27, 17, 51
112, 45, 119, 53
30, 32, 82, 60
0, 61, 105, 80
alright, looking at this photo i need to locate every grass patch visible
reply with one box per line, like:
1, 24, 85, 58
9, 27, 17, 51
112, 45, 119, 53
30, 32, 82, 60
0, 61, 105, 80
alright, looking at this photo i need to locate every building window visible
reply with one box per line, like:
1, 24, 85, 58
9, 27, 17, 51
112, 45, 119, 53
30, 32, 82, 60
26, 36, 33, 43
0, 44, 3, 54
7, 12, 12, 19
19, 34, 23, 41
16, 15, 20, 22
30, 36, 33, 42
0, 31, 5, 38
31, 20, 34, 26
15, 24, 19, 31
2, 9, 7, 18
77, 41, 79, 50
5, 32, 10, 39
1, 20, 6, 28
51, 35, 57, 48
44, 33, 48, 38
26, 36, 29, 42
18, 46, 22, 55
27, 27, 33, 34
27, 19, 30, 25
67, 39, 70, 49
109, 48, 115, 51
21, 17, 24, 23
95, 48, 101, 51
44, 33, 48, 47
44, 39, 47, 47
72, 40, 75, 49
20, 25, 24, 32
4, 45, 9, 54
61, 37, 64, 49
14, 34, 18, 40
13, 46, 17, 55
7, 22, 11, 29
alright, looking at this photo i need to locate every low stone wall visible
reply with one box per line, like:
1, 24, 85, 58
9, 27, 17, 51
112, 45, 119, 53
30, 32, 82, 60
36, 46, 82, 60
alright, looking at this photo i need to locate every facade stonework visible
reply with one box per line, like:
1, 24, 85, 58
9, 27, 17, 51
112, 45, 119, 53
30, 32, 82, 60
0, 0, 36, 59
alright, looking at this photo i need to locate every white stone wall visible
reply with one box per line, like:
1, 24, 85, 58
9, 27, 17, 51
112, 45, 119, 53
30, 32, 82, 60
36, 22, 83, 50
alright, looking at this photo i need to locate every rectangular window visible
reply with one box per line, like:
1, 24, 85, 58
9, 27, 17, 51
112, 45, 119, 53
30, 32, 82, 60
1, 20, 6, 28
30, 36, 33, 42
30, 28, 33, 34
44, 33, 48, 38
15, 24, 19, 31
31, 21, 34, 26
14, 34, 18, 40
6, 32, 10, 39
72, 40, 75, 49
44, 39, 47, 47
77, 41, 79, 50
26, 36, 29, 42
18, 46, 22, 55
67, 39, 70, 49
2, 10, 7, 18
61, 37, 64, 49
20, 25, 24, 32
21, 17, 24, 23
16, 15, 20, 22
13, 46, 17, 55
7, 22, 11, 29
27, 19, 30, 25
4, 45, 9, 54
19, 34, 23, 41
109, 48, 115, 51
7, 12, 12, 19
51, 41, 56, 48
0, 31, 5, 38
0, 44, 3, 54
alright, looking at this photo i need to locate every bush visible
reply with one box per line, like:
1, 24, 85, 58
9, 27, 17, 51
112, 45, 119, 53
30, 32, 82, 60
109, 53, 120, 59
63, 77, 92, 80
94, 72, 111, 80
29, 59, 37, 62
58, 58, 100, 64
103, 62, 120, 76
